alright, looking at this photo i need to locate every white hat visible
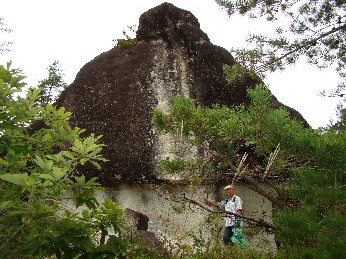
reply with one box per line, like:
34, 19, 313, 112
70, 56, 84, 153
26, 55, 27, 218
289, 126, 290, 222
224, 184, 235, 190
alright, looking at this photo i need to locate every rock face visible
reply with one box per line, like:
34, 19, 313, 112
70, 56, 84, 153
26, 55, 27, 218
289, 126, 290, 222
55, 3, 297, 250
123, 208, 163, 250
56, 2, 307, 186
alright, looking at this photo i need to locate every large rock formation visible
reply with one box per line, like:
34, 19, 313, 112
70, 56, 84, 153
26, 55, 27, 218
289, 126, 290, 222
56, 2, 307, 186
55, 3, 300, 250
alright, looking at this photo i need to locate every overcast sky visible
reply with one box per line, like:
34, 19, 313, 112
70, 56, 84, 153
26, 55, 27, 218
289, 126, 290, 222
1, 0, 341, 128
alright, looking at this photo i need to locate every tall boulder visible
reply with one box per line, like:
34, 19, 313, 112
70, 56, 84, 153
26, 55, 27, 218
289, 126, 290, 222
56, 3, 307, 186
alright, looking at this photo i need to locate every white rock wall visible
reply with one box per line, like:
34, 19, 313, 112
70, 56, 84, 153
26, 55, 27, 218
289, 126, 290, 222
95, 183, 276, 252
149, 40, 197, 181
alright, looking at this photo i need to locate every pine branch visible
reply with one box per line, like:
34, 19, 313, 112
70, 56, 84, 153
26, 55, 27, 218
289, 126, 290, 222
181, 194, 275, 232
260, 24, 346, 70
210, 149, 286, 208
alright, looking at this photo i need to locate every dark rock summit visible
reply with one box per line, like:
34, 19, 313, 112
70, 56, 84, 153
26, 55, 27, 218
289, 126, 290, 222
56, 3, 308, 186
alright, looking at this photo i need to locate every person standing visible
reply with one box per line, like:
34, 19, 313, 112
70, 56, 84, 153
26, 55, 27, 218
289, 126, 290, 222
203, 184, 243, 245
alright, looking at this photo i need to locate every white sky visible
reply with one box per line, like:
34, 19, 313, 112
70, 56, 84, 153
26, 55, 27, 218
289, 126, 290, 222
1, 0, 341, 128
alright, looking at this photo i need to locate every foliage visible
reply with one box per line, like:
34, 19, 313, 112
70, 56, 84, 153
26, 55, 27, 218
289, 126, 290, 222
116, 38, 138, 49
153, 86, 306, 176
152, 84, 346, 256
32, 60, 68, 107
0, 63, 128, 258
126, 220, 276, 259
152, 107, 170, 133
0, 17, 12, 54
274, 169, 346, 258
223, 63, 261, 85
216, 0, 346, 95
153, 84, 346, 173
112, 25, 138, 49
329, 102, 346, 132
